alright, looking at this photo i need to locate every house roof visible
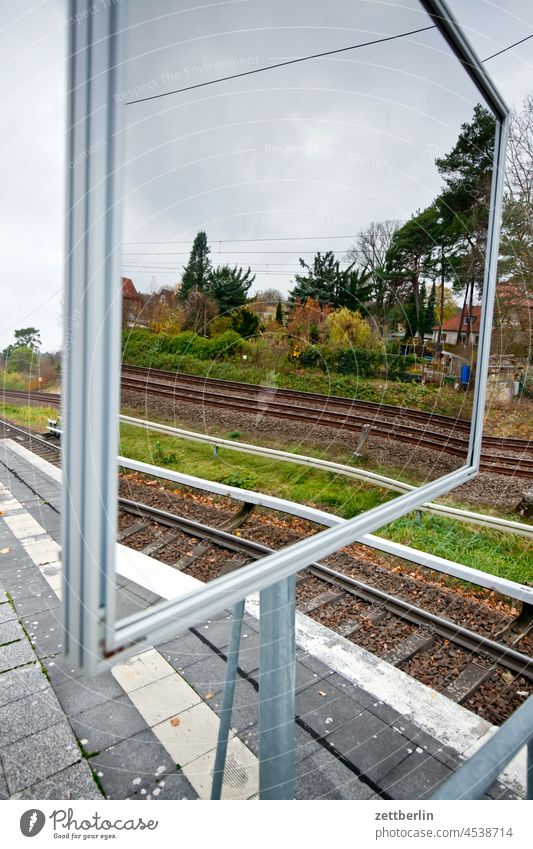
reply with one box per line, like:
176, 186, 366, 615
122, 277, 139, 299
434, 305, 482, 332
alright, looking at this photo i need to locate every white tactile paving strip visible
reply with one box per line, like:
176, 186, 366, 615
0, 461, 259, 800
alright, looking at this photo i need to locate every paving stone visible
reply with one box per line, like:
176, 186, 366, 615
90, 728, 183, 799
195, 615, 233, 649
485, 781, 522, 800
381, 715, 462, 768
0, 565, 39, 590
295, 746, 375, 800
0, 637, 36, 672
127, 672, 202, 726
14, 761, 103, 800
296, 680, 366, 738
327, 673, 379, 710
0, 662, 50, 707
115, 587, 152, 619
22, 608, 63, 658
210, 678, 258, 732
111, 649, 175, 693
232, 630, 260, 675
157, 630, 213, 671
152, 701, 220, 767
0, 602, 16, 624
0, 686, 64, 747
70, 697, 149, 753
128, 771, 197, 800
2, 721, 80, 794
54, 671, 125, 717
43, 654, 83, 686
295, 659, 332, 693
0, 763, 8, 799
327, 710, 413, 785
0, 618, 25, 645
121, 580, 161, 606
183, 734, 258, 800
237, 724, 260, 757
12, 587, 60, 617
179, 653, 229, 698
380, 750, 452, 799
296, 651, 342, 679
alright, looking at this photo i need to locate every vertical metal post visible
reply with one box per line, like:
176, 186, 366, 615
526, 740, 533, 799
258, 576, 296, 799
211, 600, 245, 800
62, 0, 124, 673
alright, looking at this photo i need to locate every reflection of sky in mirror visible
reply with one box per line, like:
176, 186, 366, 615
120, 0, 494, 294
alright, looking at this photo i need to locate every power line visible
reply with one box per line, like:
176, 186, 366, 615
124, 235, 359, 244
122, 250, 352, 255
125, 25, 437, 105
482, 32, 533, 62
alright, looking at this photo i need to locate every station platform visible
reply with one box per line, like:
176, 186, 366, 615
0, 438, 525, 801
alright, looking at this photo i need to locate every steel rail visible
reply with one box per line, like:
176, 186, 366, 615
118, 497, 533, 679
121, 363, 472, 430
121, 364, 531, 451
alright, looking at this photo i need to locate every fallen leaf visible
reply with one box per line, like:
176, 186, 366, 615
170, 716, 181, 727
0, 547, 10, 554
204, 692, 214, 700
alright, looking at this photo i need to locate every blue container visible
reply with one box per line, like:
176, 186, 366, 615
460, 364, 471, 385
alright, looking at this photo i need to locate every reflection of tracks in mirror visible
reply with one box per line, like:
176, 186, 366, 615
116, 494, 533, 726
2, 394, 533, 484
116, 367, 533, 477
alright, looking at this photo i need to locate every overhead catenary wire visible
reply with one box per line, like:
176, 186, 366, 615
482, 32, 533, 62
124, 24, 533, 107
125, 25, 438, 105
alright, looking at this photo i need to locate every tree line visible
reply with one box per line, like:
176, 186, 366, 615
143, 97, 532, 351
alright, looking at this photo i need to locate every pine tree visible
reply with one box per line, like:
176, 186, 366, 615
288, 251, 372, 309
208, 265, 255, 314
275, 300, 284, 324
179, 231, 212, 301
423, 282, 437, 336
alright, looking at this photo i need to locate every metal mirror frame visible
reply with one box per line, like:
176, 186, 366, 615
61, 0, 509, 675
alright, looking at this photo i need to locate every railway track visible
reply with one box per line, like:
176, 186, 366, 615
2, 384, 533, 478
117, 492, 533, 725
1, 418, 531, 725
122, 364, 531, 452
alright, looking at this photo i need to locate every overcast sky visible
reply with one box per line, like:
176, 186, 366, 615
1, 0, 532, 352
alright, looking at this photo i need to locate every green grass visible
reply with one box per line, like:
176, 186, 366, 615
120, 423, 391, 517
0, 403, 58, 433
381, 512, 533, 587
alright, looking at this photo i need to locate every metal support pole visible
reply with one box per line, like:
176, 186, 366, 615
526, 740, 533, 799
259, 576, 296, 800
211, 600, 245, 800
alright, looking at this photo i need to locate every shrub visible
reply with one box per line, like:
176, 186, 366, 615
297, 344, 415, 379
121, 328, 246, 371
